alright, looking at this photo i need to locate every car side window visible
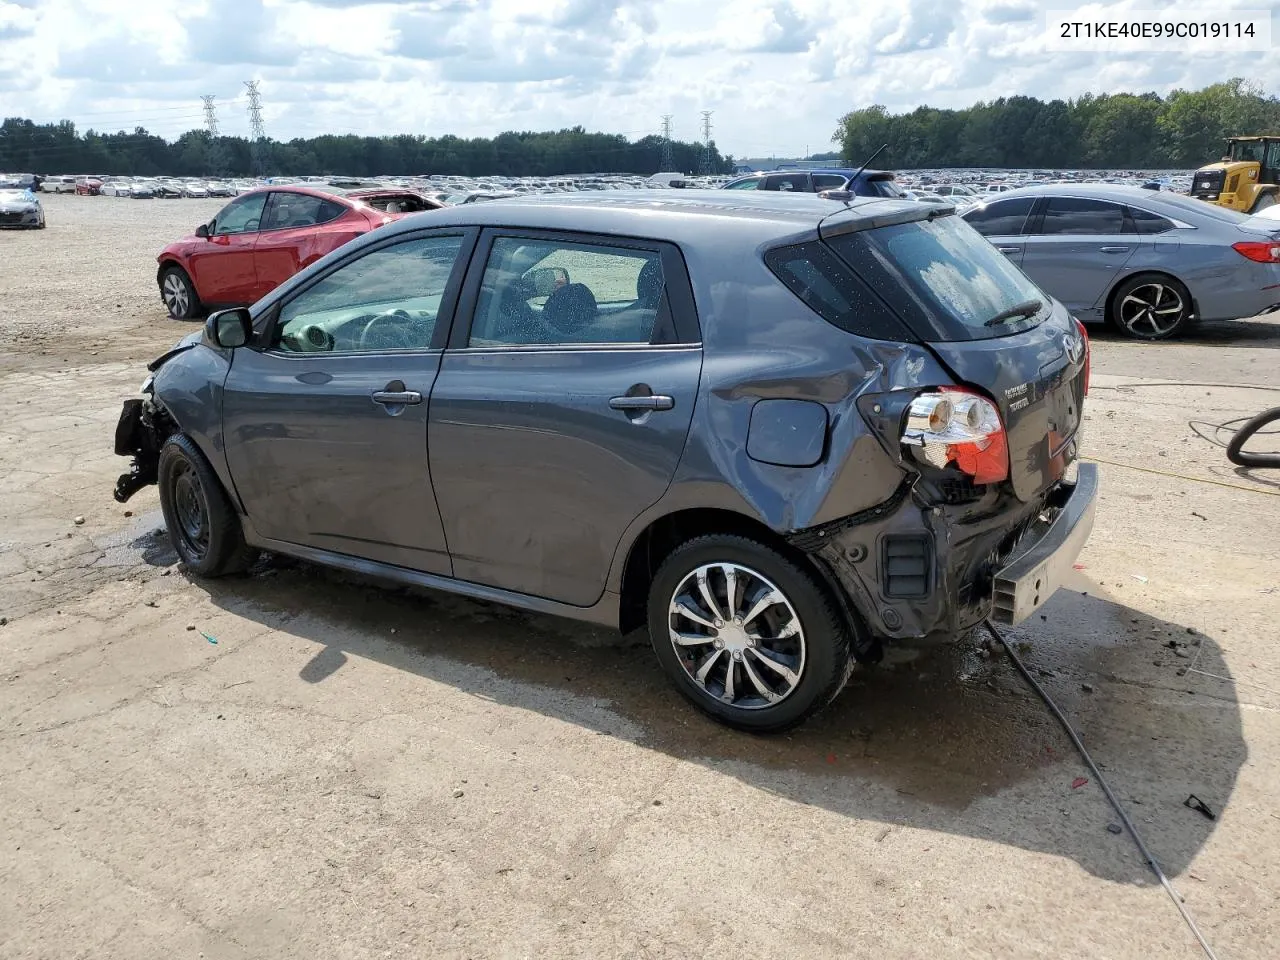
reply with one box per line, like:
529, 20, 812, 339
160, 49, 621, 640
962, 197, 1035, 236
812, 174, 847, 191
271, 235, 464, 354
1127, 206, 1176, 234
263, 193, 345, 231
1036, 197, 1133, 235
762, 174, 810, 192
724, 178, 761, 190
468, 237, 668, 347
212, 194, 268, 236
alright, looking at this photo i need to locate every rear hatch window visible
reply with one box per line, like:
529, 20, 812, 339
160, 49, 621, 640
824, 213, 1049, 342
768, 210, 1086, 501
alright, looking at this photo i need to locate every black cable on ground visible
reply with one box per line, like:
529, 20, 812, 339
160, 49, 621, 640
985, 621, 1221, 960
1225, 407, 1280, 469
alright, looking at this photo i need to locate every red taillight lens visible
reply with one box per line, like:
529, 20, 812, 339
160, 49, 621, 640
1074, 317, 1090, 396
902, 389, 1009, 484
1232, 241, 1280, 263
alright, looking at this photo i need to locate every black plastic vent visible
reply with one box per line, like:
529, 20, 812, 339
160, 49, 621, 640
881, 534, 932, 598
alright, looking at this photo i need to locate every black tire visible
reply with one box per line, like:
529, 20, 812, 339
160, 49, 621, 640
159, 264, 201, 320
646, 534, 854, 733
157, 434, 257, 577
1250, 192, 1277, 214
1108, 272, 1192, 340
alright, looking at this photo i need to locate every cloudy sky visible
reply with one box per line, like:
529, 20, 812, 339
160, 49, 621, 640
1, 0, 1278, 157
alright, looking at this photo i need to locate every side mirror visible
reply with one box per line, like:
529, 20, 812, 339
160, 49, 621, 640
206, 308, 252, 349
195, 223, 210, 239
525, 266, 569, 297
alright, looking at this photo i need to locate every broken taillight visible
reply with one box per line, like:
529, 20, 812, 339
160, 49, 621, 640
901, 389, 1009, 484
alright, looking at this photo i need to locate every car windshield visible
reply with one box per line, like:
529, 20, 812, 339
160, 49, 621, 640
827, 212, 1049, 341
0, 189, 31, 200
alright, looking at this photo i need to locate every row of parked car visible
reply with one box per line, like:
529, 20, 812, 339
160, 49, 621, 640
42, 175, 253, 198
158, 172, 1280, 342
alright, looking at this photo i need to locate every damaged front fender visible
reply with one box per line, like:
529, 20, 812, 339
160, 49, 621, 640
112, 392, 175, 503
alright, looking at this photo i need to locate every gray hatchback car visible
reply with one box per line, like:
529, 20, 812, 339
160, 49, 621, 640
113, 191, 1096, 732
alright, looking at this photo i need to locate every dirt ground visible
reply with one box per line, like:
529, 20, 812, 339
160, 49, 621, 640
2, 193, 1279, 959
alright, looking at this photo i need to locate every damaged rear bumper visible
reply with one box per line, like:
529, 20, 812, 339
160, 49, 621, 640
791, 464, 1099, 640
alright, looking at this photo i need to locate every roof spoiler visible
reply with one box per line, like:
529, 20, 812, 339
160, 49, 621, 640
817, 202, 953, 238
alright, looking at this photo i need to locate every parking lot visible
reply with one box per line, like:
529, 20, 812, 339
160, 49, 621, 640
2, 192, 1279, 958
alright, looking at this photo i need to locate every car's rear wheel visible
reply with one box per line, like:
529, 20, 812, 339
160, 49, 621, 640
158, 434, 257, 577
1109, 273, 1192, 340
646, 535, 854, 732
159, 265, 201, 320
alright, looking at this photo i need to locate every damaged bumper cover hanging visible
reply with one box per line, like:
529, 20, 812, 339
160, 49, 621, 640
789, 464, 1099, 641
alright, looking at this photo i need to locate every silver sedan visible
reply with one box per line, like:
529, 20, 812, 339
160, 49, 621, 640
963, 184, 1280, 339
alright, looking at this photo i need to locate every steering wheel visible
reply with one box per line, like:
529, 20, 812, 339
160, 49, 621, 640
357, 309, 418, 351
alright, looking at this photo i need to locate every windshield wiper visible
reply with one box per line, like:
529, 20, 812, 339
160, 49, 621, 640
984, 299, 1043, 327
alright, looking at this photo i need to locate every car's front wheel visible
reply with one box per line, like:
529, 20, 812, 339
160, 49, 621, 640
158, 434, 257, 577
159, 265, 201, 320
647, 535, 854, 732
1109, 273, 1193, 340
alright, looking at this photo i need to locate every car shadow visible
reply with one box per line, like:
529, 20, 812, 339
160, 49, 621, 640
180, 554, 1249, 886
1087, 316, 1280, 350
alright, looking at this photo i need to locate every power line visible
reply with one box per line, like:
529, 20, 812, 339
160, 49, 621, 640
698, 110, 714, 176
659, 114, 673, 171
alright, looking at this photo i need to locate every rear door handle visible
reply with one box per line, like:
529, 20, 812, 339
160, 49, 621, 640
1099, 245, 1130, 253
996, 246, 1021, 254
610, 395, 674, 411
372, 390, 422, 405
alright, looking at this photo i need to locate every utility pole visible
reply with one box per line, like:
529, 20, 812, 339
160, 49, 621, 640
659, 114, 674, 171
698, 111, 714, 176
244, 80, 266, 176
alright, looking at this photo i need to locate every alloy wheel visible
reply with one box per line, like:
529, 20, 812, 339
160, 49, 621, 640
1118, 283, 1185, 338
171, 461, 209, 560
667, 562, 806, 709
163, 273, 190, 316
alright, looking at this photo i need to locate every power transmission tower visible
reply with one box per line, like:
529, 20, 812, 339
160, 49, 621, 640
659, 115, 674, 171
244, 80, 266, 176
201, 95, 219, 137
698, 111, 714, 176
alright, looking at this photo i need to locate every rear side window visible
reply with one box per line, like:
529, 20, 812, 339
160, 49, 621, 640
1036, 197, 1132, 235
264, 193, 345, 231
764, 241, 911, 341
1127, 206, 1175, 234
812, 174, 847, 191
963, 196, 1035, 236
827, 214, 1049, 342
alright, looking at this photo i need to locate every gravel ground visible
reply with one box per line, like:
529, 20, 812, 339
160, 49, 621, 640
1, 192, 1279, 959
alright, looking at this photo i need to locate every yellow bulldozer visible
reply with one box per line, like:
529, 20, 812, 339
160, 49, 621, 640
1190, 136, 1279, 213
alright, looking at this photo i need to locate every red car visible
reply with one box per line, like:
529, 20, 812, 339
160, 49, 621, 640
155, 184, 445, 319
75, 177, 103, 196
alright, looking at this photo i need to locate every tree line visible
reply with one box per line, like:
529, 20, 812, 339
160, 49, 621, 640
0, 120, 733, 178
835, 79, 1280, 171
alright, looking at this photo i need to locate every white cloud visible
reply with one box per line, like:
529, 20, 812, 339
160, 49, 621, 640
1, 0, 1277, 158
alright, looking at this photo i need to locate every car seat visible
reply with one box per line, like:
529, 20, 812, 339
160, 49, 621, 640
541, 283, 598, 338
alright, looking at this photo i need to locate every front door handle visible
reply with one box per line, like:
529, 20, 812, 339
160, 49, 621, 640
372, 390, 422, 405
610, 395, 674, 411
996, 246, 1021, 254
1099, 245, 1130, 253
